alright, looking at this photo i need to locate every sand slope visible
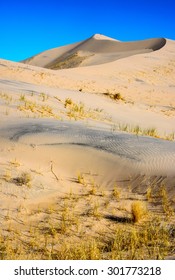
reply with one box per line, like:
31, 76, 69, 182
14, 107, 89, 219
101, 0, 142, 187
0, 34, 175, 260
1, 36, 175, 118
22, 34, 166, 69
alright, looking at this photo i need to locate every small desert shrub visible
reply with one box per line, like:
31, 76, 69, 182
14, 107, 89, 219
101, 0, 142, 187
113, 93, 123, 100
165, 133, 175, 141
131, 201, 147, 223
146, 186, 152, 201
143, 128, 157, 137
159, 185, 174, 217
118, 123, 129, 132
77, 172, 85, 185
14, 172, 32, 187
0, 93, 12, 103
112, 185, 120, 200
93, 203, 100, 217
40, 92, 48, 102
19, 94, 26, 102
3, 170, 12, 182
104, 91, 124, 101
64, 98, 73, 107
159, 185, 167, 201
89, 185, 97, 195
65, 99, 86, 120
9, 158, 21, 167
64, 98, 105, 121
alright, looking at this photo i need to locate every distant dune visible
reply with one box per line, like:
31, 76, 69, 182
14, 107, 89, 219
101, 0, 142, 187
22, 34, 166, 69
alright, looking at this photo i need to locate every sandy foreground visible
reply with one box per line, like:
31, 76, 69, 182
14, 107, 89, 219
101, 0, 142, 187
0, 34, 175, 259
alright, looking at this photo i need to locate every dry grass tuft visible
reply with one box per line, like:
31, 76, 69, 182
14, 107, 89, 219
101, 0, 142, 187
112, 184, 120, 200
131, 201, 147, 223
13, 172, 32, 187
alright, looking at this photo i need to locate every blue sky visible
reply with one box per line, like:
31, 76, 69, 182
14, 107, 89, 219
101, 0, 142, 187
0, 0, 174, 61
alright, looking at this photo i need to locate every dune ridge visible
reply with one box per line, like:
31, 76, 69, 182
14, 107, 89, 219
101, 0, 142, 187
22, 34, 167, 69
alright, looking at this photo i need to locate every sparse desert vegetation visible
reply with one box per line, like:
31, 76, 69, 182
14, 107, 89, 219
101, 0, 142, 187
0, 164, 174, 260
64, 98, 108, 121
131, 201, 147, 223
111, 123, 175, 141
47, 52, 89, 70
13, 172, 32, 187
104, 91, 124, 101
0, 33, 175, 262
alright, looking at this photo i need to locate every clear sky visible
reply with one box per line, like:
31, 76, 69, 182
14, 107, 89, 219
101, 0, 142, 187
0, 0, 174, 61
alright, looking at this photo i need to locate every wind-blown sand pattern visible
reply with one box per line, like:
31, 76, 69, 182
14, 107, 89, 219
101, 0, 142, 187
0, 34, 175, 259
1, 120, 175, 176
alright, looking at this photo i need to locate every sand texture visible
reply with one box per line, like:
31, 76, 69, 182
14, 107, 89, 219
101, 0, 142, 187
22, 34, 166, 69
0, 34, 175, 260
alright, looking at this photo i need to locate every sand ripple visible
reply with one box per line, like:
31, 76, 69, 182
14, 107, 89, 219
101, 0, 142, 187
1, 120, 174, 176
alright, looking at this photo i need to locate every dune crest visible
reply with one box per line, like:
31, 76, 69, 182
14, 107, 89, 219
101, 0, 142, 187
91, 33, 117, 40
22, 34, 166, 69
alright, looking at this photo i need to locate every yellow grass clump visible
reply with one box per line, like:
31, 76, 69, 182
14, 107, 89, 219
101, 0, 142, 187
131, 201, 147, 223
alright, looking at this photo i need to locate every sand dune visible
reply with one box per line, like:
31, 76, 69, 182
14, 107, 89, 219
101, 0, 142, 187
22, 34, 166, 69
0, 34, 175, 260
1, 120, 175, 176
1, 36, 175, 113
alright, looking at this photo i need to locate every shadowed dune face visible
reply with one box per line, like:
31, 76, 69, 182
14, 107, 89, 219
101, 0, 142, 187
1, 120, 175, 177
22, 35, 166, 69
150, 38, 166, 51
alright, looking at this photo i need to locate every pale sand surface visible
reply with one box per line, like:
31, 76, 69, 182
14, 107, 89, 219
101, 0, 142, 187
22, 34, 166, 68
0, 34, 174, 259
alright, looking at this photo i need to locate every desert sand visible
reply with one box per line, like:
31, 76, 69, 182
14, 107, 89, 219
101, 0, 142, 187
0, 34, 174, 259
